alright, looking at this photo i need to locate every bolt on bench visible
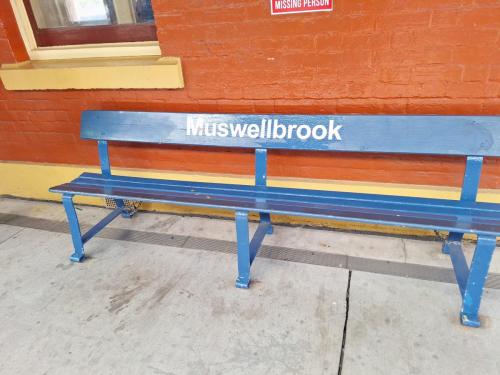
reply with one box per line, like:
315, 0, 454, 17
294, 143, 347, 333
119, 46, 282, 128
49, 111, 500, 327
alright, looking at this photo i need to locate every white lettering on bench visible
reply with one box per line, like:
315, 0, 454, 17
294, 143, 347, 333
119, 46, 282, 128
186, 117, 342, 141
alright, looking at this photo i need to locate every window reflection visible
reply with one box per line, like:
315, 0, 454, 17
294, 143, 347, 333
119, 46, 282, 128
29, 0, 154, 29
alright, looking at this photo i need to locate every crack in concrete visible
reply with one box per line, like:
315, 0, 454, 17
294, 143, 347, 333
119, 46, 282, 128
0, 227, 24, 246
401, 237, 408, 263
337, 270, 352, 375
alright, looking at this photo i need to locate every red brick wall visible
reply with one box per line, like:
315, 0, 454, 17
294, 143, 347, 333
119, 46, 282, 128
1, 0, 499, 188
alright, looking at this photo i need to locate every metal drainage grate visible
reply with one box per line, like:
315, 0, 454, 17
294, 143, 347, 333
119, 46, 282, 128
104, 198, 142, 211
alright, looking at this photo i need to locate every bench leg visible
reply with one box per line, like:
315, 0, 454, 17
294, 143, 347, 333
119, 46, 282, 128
449, 234, 497, 327
235, 211, 251, 289
114, 199, 137, 219
234, 211, 272, 288
442, 232, 464, 254
62, 194, 85, 262
259, 213, 273, 234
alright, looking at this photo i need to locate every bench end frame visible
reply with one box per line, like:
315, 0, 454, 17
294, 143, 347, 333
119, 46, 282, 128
442, 155, 483, 255
235, 149, 275, 288
441, 156, 497, 327
454, 235, 497, 327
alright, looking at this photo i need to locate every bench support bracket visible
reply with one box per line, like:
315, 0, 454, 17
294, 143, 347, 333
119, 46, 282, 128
255, 148, 273, 234
449, 234, 496, 327
98, 140, 136, 219
62, 193, 123, 262
235, 210, 272, 288
113, 199, 138, 218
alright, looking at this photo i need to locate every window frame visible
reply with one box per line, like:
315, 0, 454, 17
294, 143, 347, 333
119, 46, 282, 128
9, 0, 161, 60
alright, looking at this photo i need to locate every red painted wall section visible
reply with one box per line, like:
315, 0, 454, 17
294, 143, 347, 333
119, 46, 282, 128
0, 2, 28, 63
0, 1, 499, 188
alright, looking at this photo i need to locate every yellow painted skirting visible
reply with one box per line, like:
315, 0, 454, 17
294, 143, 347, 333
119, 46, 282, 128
1, 161, 499, 238
0, 56, 184, 90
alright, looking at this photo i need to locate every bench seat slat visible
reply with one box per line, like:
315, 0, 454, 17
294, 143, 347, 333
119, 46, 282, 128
50, 174, 500, 236
73, 173, 500, 218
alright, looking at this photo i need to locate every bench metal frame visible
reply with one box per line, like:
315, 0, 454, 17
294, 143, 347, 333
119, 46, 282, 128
62, 140, 135, 262
51, 111, 500, 327
441, 156, 497, 326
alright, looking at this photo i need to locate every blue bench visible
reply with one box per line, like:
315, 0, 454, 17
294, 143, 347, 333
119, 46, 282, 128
50, 111, 500, 327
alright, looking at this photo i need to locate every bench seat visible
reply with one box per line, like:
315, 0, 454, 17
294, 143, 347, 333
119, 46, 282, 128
51, 172, 500, 237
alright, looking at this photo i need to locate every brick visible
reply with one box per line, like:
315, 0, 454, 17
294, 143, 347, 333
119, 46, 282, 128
371, 83, 416, 98
347, 15, 377, 32
342, 32, 391, 51
376, 11, 432, 30
406, 98, 483, 115
393, 0, 471, 11
458, 7, 500, 28
413, 28, 498, 48
445, 82, 497, 98
481, 99, 500, 114
314, 32, 343, 53
463, 65, 490, 82
337, 0, 393, 12
430, 10, 461, 27
215, 100, 255, 113
340, 98, 408, 114
452, 46, 496, 65
416, 82, 447, 97
411, 64, 463, 83
489, 65, 500, 82
390, 31, 414, 49
253, 100, 276, 113
379, 67, 411, 84
373, 49, 452, 66
28, 111, 69, 122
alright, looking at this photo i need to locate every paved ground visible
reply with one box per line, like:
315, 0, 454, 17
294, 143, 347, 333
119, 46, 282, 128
0, 197, 499, 375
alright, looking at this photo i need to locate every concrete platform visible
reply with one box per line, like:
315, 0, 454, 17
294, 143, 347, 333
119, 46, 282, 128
0, 224, 347, 375
343, 272, 500, 375
0, 197, 499, 374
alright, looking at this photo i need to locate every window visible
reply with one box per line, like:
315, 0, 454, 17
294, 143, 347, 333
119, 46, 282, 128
3, 0, 183, 90
9, 0, 161, 60
24, 0, 157, 46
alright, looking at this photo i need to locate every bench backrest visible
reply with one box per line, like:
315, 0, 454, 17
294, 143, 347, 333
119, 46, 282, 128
81, 111, 500, 156
82, 110, 499, 204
